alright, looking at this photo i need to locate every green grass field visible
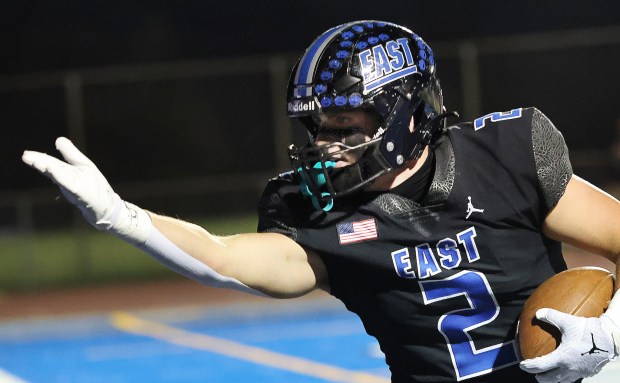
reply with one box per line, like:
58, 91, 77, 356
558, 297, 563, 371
0, 214, 258, 292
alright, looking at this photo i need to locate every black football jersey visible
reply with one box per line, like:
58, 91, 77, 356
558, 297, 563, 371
257, 107, 573, 382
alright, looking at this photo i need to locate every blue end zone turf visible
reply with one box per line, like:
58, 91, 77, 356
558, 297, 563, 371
0, 297, 389, 383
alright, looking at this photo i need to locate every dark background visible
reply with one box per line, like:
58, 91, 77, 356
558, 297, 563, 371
3, 0, 620, 197
3, 0, 619, 74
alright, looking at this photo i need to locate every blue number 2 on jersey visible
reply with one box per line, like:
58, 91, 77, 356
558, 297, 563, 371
419, 271, 519, 381
473, 108, 522, 131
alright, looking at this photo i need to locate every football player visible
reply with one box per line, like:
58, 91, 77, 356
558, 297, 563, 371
22, 20, 620, 383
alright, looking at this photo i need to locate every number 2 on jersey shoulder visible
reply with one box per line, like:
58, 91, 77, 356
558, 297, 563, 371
473, 108, 523, 131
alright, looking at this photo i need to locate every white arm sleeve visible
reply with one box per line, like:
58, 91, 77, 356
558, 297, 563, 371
109, 200, 266, 297
138, 224, 267, 296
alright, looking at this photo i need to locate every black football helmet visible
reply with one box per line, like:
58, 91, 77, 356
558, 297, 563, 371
287, 20, 451, 211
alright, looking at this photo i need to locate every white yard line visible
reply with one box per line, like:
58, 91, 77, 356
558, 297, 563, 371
0, 369, 28, 383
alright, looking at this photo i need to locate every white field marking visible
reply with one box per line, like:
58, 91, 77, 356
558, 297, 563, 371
110, 311, 389, 383
0, 369, 29, 383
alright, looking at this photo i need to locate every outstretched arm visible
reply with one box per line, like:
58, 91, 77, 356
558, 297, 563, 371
22, 137, 328, 298
148, 214, 329, 298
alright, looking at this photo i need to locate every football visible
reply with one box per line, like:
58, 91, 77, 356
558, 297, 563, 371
517, 266, 614, 360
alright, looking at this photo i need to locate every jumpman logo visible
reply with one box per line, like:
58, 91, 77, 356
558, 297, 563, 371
581, 333, 608, 356
465, 196, 484, 219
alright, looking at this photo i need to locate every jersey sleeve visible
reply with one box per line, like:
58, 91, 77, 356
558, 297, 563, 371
256, 177, 299, 240
530, 108, 573, 211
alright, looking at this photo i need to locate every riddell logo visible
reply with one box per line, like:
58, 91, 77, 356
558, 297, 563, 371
288, 100, 316, 113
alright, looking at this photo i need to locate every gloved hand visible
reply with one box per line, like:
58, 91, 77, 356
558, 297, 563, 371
22, 137, 150, 243
519, 307, 620, 383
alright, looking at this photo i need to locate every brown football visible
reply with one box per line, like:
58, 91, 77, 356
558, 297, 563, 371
517, 266, 614, 360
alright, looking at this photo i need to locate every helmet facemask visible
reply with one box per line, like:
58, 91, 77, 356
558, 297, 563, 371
289, 120, 392, 210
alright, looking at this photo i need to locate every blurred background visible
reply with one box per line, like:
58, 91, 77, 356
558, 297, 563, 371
2, 0, 620, 292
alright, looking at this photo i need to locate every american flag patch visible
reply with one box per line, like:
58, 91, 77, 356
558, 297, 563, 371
337, 218, 378, 245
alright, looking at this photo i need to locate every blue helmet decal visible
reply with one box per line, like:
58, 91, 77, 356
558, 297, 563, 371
288, 20, 437, 112
287, 19, 441, 120
293, 23, 355, 98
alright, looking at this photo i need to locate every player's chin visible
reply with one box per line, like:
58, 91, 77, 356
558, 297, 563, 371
334, 160, 351, 168
332, 155, 361, 168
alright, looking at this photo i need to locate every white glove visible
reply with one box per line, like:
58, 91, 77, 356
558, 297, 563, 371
22, 137, 151, 243
519, 307, 620, 383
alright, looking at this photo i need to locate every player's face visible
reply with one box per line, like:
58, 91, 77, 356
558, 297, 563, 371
313, 110, 381, 168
